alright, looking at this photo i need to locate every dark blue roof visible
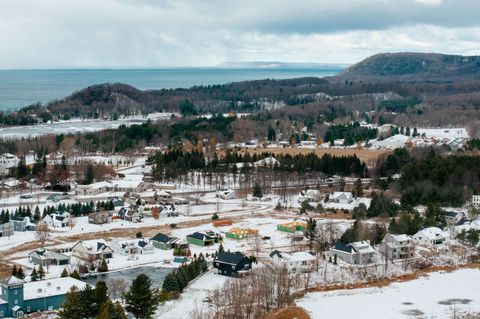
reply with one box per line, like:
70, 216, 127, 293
333, 242, 353, 253
215, 251, 249, 265
151, 233, 172, 243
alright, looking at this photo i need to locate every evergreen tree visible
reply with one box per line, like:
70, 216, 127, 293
98, 259, 109, 273
162, 272, 180, 293
70, 269, 81, 279
30, 267, 39, 281
38, 264, 46, 280
354, 178, 363, 197
79, 285, 97, 318
96, 300, 128, 319
252, 182, 263, 198
59, 286, 82, 319
61, 268, 69, 277
94, 281, 110, 315
16, 266, 25, 279
11, 265, 17, 277
125, 274, 159, 319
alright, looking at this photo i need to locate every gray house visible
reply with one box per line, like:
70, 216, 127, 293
380, 234, 415, 260
0, 222, 14, 238
28, 248, 70, 266
12, 217, 36, 232
150, 233, 177, 250
329, 241, 376, 265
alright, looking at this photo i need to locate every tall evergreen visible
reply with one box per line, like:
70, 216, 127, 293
125, 274, 159, 319
38, 264, 46, 280
59, 286, 83, 319
30, 267, 39, 281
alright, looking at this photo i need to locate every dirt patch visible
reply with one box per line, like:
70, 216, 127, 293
266, 306, 311, 319
235, 147, 391, 164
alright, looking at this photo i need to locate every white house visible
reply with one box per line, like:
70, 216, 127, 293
71, 240, 114, 261
216, 188, 235, 200
413, 227, 450, 246
269, 250, 317, 273
328, 192, 354, 204
0, 153, 19, 175
380, 234, 415, 260
112, 239, 154, 256
329, 241, 376, 265
298, 189, 322, 203
471, 195, 480, 208
75, 181, 110, 196
254, 156, 279, 168
42, 212, 71, 228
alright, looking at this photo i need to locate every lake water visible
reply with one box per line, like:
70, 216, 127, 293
0, 67, 342, 111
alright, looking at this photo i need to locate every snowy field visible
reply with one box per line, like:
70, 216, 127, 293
298, 268, 480, 319
0, 112, 176, 139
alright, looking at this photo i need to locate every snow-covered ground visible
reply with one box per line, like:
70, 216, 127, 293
298, 268, 480, 319
0, 112, 176, 139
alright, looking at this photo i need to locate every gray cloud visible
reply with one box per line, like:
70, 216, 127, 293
0, 0, 479, 68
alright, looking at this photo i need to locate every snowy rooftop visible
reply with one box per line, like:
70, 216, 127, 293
24, 277, 87, 300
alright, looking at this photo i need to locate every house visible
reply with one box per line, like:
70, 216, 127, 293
150, 233, 178, 250
277, 221, 307, 233
0, 276, 87, 318
472, 195, 480, 207
328, 192, 354, 204
160, 204, 178, 218
253, 156, 279, 168
28, 248, 69, 266
298, 189, 322, 203
213, 251, 252, 277
42, 212, 70, 228
213, 219, 233, 227
329, 241, 376, 265
269, 250, 317, 273
186, 231, 222, 246
112, 239, 153, 256
380, 234, 415, 260
75, 181, 110, 196
225, 228, 258, 240
443, 210, 469, 227
118, 206, 143, 223
71, 240, 113, 261
216, 188, 235, 200
0, 222, 14, 238
0, 153, 19, 175
12, 217, 36, 232
88, 211, 113, 225
413, 227, 450, 246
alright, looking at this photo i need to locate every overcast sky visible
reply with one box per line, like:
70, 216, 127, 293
0, 0, 479, 68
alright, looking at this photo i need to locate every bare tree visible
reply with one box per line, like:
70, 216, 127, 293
107, 277, 128, 302
35, 221, 52, 247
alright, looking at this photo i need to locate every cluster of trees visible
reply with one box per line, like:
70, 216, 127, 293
378, 97, 421, 113
59, 281, 127, 319
150, 148, 205, 180
61, 274, 161, 319
162, 254, 207, 293
11, 265, 26, 279
340, 220, 387, 245
399, 152, 480, 207
456, 229, 480, 246
324, 122, 378, 145
29, 265, 46, 281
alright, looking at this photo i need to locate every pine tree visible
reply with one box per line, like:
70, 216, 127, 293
38, 264, 46, 280
253, 182, 263, 198
125, 274, 159, 319
70, 269, 81, 279
94, 281, 110, 315
97, 300, 127, 319
16, 266, 25, 279
61, 268, 69, 277
98, 259, 109, 273
162, 272, 180, 293
79, 285, 97, 318
30, 267, 39, 281
58, 286, 82, 319
11, 265, 17, 277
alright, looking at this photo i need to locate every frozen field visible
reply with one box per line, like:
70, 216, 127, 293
298, 268, 480, 319
0, 112, 175, 138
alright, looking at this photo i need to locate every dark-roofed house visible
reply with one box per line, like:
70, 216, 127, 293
150, 233, 177, 250
28, 248, 69, 266
186, 231, 222, 246
329, 241, 376, 265
213, 251, 252, 277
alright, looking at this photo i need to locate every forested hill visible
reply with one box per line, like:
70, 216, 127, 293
337, 52, 480, 80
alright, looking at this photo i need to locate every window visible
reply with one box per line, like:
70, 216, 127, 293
14, 290, 17, 295
26, 307, 30, 313
0, 311, 4, 317
14, 299, 18, 305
